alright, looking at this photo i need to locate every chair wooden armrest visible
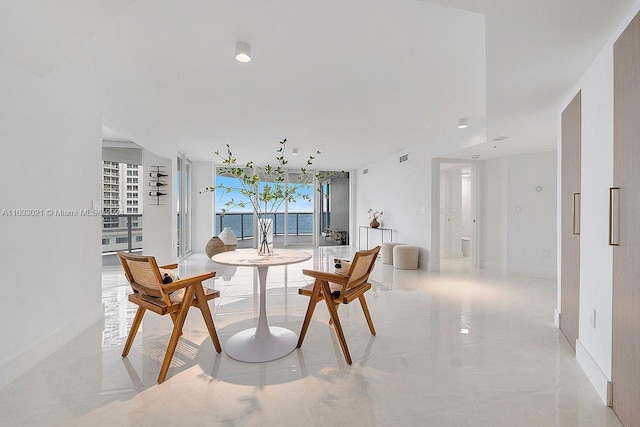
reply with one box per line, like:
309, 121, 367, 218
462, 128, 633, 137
302, 269, 348, 285
159, 263, 178, 270
162, 272, 216, 294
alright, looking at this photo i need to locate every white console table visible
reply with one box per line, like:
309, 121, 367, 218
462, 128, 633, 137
358, 226, 393, 250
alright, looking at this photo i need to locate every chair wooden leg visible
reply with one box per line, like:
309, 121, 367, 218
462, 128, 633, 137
122, 307, 146, 357
328, 302, 340, 325
297, 280, 322, 348
194, 283, 221, 353
158, 285, 195, 384
321, 281, 351, 364
169, 313, 183, 336
359, 295, 376, 336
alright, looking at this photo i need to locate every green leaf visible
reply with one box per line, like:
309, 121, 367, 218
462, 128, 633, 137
206, 137, 324, 215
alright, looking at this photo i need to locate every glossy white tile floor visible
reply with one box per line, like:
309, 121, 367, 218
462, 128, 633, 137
0, 247, 622, 426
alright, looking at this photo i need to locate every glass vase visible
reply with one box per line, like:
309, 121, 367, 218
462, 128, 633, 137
257, 215, 273, 256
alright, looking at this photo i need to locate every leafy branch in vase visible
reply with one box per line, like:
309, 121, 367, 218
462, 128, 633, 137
201, 138, 332, 255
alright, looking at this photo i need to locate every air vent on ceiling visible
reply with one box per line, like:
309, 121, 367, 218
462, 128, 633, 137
399, 154, 409, 163
363, 168, 369, 175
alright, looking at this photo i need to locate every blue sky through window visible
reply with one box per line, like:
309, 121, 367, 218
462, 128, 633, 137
215, 175, 314, 213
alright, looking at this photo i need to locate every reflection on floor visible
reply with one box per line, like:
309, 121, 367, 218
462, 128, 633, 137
0, 246, 621, 426
440, 256, 473, 274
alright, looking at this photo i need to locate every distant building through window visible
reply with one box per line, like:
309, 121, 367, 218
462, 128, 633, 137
101, 160, 143, 253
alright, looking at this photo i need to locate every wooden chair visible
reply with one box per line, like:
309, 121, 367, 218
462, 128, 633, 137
297, 246, 381, 364
117, 251, 222, 383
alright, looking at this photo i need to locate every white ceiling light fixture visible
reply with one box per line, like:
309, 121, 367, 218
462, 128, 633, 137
458, 118, 468, 129
292, 148, 299, 155
235, 41, 251, 63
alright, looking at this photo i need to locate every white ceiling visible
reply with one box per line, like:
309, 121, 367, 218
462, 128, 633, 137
433, 0, 635, 160
1, 0, 636, 168
87, 0, 487, 169
0, 0, 136, 76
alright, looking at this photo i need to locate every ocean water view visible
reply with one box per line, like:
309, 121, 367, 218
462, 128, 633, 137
215, 212, 314, 239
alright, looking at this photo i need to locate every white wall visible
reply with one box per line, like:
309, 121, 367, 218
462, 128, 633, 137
576, 43, 614, 404
555, 0, 640, 404
142, 150, 173, 265
355, 137, 556, 275
439, 170, 446, 256
556, 7, 625, 404
480, 157, 507, 273
461, 174, 472, 239
330, 174, 350, 232
443, 169, 463, 258
355, 121, 486, 270
0, 53, 103, 389
192, 161, 214, 253
357, 146, 435, 268
479, 153, 557, 279
506, 152, 557, 279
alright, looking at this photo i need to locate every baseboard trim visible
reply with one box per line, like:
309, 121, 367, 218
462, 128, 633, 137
576, 339, 610, 405
480, 261, 505, 273
426, 259, 437, 271
506, 265, 557, 280
0, 304, 104, 390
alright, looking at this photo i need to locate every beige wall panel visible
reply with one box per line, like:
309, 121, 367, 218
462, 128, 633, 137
560, 91, 581, 351
613, 10, 640, 427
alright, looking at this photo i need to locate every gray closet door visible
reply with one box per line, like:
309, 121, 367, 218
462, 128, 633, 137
613, 11, 640, 427
560, 91, 581, 352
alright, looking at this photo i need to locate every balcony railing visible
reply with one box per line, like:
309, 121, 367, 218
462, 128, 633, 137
215, 212, 313, 240
102, 214, 143, 253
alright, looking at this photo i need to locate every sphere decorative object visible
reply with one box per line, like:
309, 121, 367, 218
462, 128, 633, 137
205, 237, 225, 258
218, 227, 238, 251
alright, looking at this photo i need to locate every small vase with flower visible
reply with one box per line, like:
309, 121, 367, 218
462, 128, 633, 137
368, 209, 383, 228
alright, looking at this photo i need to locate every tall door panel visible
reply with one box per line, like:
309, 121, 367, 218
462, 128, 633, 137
613, 11, 640, 427
560, 91, 581, 351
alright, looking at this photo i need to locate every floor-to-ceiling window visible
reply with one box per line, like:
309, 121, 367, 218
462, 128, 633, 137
214, 167, 316, 247
283, 171, 314, 246
317, 172, 350, 247
101, 142, 144, 267
214, 166, 254, 248
177, 153, 192, 258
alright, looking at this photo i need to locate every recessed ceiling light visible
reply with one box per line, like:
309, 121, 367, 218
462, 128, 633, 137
458, 118, 468, 129
235, 42, 251, 63
492, 136, 508, 141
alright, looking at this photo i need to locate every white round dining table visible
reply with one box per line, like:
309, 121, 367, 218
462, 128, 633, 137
211, 248, 311, 362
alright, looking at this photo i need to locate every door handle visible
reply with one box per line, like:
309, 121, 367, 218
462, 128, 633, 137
609, 187, 620, 246
572, 192, 580, 235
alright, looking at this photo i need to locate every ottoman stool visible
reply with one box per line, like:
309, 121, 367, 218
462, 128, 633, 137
381, 242, 403, 265
393, 245, 419, 270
